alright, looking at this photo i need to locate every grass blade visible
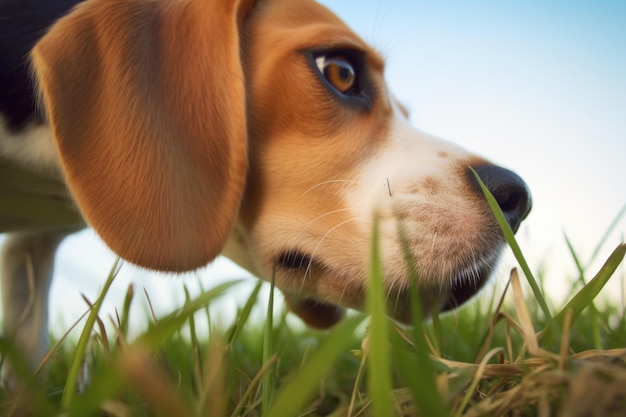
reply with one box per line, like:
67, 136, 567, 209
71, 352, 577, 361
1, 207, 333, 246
118, 283, 135, 339
587, 202, 626, 267
66, 362, 124, 416
396, 222, 448, 416
135, 279, 242, 347
564, 233, 602, 348
367, 216, 396, 417
62, 258, 121, 408
264, 315, 364, 416
544, 243, 626, 343
564, 232, 586, 286
261, 270, 276, 417
470, 168, 559, 339
226, 281, 263, 346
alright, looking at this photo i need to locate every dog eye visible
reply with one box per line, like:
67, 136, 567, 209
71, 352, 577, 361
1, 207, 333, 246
315, 55, 356, 95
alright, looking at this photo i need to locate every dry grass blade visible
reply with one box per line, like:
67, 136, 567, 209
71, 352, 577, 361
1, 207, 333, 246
200, 335, 227, 417
100, 400, 129, 417
229, 355, 278, 417
510, 268, 541, 356
454, 347, 503, 416
475, 279, 510, 362
33, 308, 91, 377
573, 349, 626, 360
117, 345, 196, 417
347, 336, 368, 417
558, 361, 626, 417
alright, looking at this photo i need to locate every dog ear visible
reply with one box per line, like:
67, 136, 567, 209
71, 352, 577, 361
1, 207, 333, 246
32, 0, 256, 271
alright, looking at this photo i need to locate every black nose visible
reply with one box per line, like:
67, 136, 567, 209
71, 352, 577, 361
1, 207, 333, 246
472, 165, 532, 232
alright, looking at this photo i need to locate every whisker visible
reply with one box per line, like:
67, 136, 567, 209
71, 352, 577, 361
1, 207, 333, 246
338, 279, 356, 306
299, 217, 359, 293
291, 207, 353, 244
393, 282, 404, 313
301, 179, 361, 196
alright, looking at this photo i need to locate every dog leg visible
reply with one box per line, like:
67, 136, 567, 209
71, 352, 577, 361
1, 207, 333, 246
1, 231, 67, 387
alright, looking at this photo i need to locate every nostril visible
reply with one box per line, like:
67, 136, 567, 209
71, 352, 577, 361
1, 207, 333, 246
499, 191, 521, 212
472, 165, 532, 232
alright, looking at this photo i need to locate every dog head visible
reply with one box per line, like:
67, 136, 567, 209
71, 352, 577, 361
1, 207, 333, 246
32, 0, 531, 327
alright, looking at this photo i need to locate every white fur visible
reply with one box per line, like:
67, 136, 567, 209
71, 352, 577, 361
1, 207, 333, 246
350, 101, 473, 216
348, 101, 492, 291
0, 117, 60, 174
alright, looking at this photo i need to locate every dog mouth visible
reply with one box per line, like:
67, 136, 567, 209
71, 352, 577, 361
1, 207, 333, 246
440, 260, 495, 312
275, 248, 498, 317
276, 250, 314, 271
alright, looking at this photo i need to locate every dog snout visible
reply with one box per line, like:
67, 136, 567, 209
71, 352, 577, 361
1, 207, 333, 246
472, 165, 532, 232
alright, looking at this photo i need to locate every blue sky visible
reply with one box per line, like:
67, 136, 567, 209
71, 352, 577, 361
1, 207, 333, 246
42, 0, 625, 330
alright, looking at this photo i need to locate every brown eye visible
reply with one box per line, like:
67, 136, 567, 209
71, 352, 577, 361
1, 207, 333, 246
315, 55, 356, 94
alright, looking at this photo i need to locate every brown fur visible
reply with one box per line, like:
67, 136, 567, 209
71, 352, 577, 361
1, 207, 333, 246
32, 0, 251, 271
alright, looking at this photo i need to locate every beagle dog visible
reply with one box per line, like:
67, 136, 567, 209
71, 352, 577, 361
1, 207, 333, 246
0, 0, 531, 382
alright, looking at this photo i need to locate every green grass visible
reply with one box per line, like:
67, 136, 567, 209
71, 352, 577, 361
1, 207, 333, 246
1, 198, 625, 416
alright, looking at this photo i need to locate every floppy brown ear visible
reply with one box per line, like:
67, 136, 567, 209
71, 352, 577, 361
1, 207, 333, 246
32, 0, 255, 271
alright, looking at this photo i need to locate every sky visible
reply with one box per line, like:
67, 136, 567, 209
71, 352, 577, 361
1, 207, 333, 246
32, 0, 626, 333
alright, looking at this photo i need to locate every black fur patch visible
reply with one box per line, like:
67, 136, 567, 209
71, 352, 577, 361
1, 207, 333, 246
0, 0, 80, 132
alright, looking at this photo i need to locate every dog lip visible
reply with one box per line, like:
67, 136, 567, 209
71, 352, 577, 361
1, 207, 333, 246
441, 260, 495, 311
276, 247, 500, 316
276, 250, 314, 271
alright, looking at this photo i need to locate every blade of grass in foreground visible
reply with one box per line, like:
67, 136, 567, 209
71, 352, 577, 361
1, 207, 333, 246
470, 168, 559, 339
261, 270, 276, 417
264, 315, 364, 417
66, 358, 125, 417
62, 258, 121, 408
367, 216, 396, 417
226, 281, 263, 346
396, 223, 449, 417
543, 243, 626, 344
68, 278, 242, 415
